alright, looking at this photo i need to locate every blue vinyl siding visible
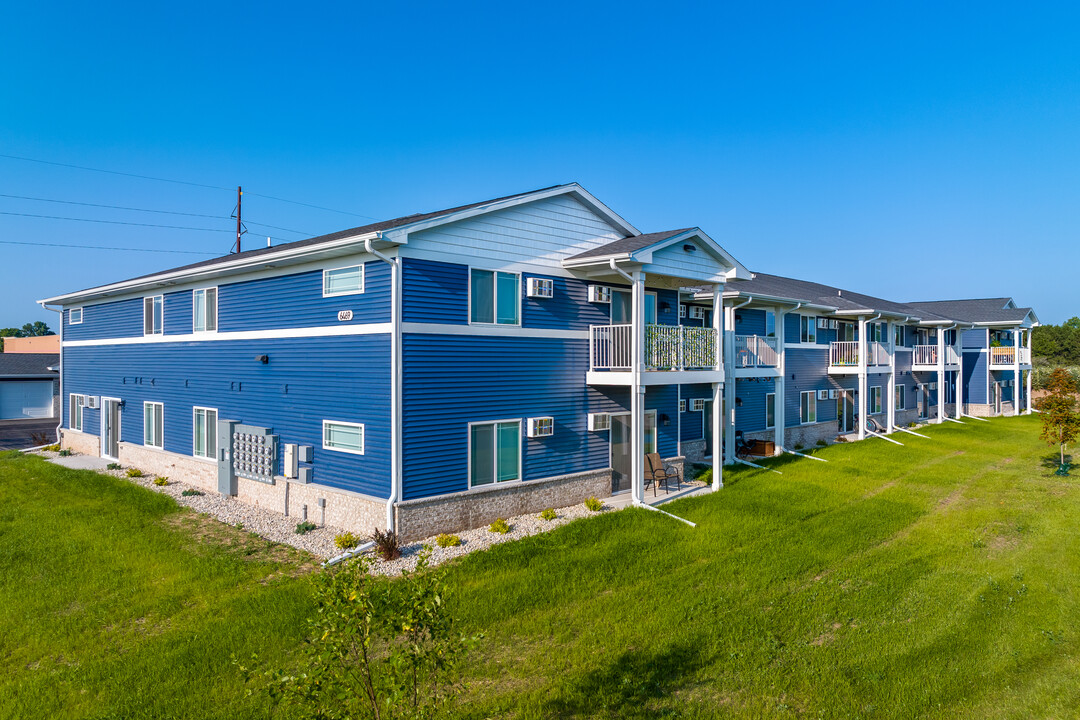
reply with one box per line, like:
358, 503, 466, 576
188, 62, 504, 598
963, 351, 987, 404
64, 298, 143, 341
784, 313, 800, 344
522, 273, 611, 330
963, 329, 988, 349
402, 258, 468, 325
164, 290, 193, 335
646, 384, 679, 459
735, 308, 766, 336
654, 289, 681, 326
734, 378, 770, 433
679, 383, 713, 441
62, 335, 391, 497
679, 305, 711, 327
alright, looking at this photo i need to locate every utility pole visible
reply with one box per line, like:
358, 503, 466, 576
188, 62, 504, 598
234, 186, 242, 254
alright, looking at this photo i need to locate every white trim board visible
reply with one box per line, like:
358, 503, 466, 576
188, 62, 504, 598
62, 323, 394, 347
402, 323, 589, 339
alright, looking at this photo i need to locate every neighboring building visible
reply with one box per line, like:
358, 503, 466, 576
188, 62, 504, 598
0, 353, 59, 421
2, 335, 60, 354
39, 184, 1037, 540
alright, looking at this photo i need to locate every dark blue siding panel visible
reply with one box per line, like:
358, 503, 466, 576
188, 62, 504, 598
735, 308, 766, 336
164, 290, 193, 335
679, 383, 713, 441
733, 378, 775, 433
963, 329, 987, 349
62, 336, 391, 497
64, 298, 143, 340
523, 273, 611, 330
784, 313, 800, 344
655, 289, 681, 326
785, 348, 833, 427
646, 384, 679, 458
402, 258, 468, 324
964, 351, 987, 404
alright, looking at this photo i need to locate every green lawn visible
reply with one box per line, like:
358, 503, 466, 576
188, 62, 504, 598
2, 415, 1079, 718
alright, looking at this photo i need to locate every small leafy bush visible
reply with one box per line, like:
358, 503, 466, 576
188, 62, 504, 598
125, 468, 143, 478
816, 439, 828, 447
181, 489, 204, 497
43, 443, 60, 452
153, 476, 169, 486
436, 533, 462, 548
58, 449, 72, 457
106, 462, 122, 470
334, 532, 360, 550
539, 508, 557, 521
295, 521, 317, 535
794, 443, 806, 451
370, 528, 401, 560
488, 518, 510, 534
584, 496, 604, 512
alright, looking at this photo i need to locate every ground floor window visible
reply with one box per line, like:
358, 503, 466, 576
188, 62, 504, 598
765, 393, 776, 429
896, 385, 906, 410
800, 391, 817, 424
143, 402, 163, 448
870, 386, 882, 415
193, 407, 218, 459
323, 421, 365, 454
70, 394, 84, 431
470, 420, 521, 487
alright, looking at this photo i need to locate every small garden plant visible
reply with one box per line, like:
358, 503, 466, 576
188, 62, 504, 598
294, 521, 317, 535
370, 528, 401, 560
57, 449, 72, 457
436, 533, 462, 548
125, 468, 143, 478
489, 518, 510, 534
181, 489, 203, 497
43, 444, 60, 452
584, 496, 603, 512
539, 508, 557, 521
152, 477, 169, 486
333, 532, 360, 550
106, 462, 122, 470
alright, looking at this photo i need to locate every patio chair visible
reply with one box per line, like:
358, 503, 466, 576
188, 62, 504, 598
642, 459, 659, 497
646, 453, 681, 494
734, 431, 753, 460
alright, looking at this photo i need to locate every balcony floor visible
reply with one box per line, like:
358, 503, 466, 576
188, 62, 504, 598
586, 369, 726, 386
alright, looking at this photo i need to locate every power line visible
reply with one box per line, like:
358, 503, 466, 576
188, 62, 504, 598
0, 239, 218, 255
244, 190, 380, 221
0, 210, 232, 232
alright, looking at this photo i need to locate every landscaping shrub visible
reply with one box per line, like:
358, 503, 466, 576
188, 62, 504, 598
333, 532, 360, 550
181, 489, 203, 497
436, 533, 462, 548
153, 477, 169, 486
584, 496, 604, 512
489, 518, 510, 534
539, 508, 557, 521
43, 444, 60, 452
816, 439, 828, 447
294, 521, 317, 535
125, 468, 143, 478
370, 528, 401, 560
106, 462, 122, 470
57, 449, 72, 457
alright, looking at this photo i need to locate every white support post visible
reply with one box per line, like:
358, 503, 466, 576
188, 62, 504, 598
723, 303, 737, 465
1025, 329, 1033, 414
712, 286, 724, 489
936, 327, 946, 424
886, 320, 896, 434
631, 271, 646, 505
955, 330, 964, 420
774, 306, 786, 454
857, 316, 868, 440
1013, 328, 1022, 416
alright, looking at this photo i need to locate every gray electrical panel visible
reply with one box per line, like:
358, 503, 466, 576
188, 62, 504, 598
297, 445, 313, 463
216, 419, 238, 496
283, 443, 298, 479
232, 424, 278, 485
297, 466, 313, 484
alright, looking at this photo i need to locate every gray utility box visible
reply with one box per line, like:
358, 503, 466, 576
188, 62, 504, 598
217, 419, 238, 496
217, 422, 278, 496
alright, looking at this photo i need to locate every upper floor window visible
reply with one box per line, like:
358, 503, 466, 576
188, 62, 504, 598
70, 308, 83, 325
869, 322, 885, 343
323, 265, 364, 297
144, 295, 163, 335
800, 316, 816, 344
894, 325, 904, 347
764, 311, 776, 338
470, 269, 519, 325
193, 288, 217, 333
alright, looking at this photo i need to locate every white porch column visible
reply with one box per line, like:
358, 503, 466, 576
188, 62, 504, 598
712, 286, 724, 490
857, 316, 868, 440
724, 303, 737, 464
886, 320, 896, 433
936, 328, 946, 424
631, 271, 646, 504
1025, 329, 1033, 413
774, 306, 787, 454
1012, 328, 1022, 416
955, 330, 964, 420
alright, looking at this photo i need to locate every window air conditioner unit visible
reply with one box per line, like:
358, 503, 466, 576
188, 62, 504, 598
817, 318, 830, 329
690, 398, 705, 412
588, 285, 611, 303
526, 277, 553, 298
587, 413, 610, 431
86, 395, 99, 409
689, 306, 707, 320
929, 382, 938, 390
679, 304, 686, 318
817, 390, 829, 401
678, 399, 686, 412
828, 389, 840, 399
527, 417, 554, 438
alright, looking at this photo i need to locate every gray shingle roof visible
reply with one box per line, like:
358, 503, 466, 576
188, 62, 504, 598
0, 353, 59, 378
730, 272, 937, 318
906, 299, 1033, 324
567, 229, 692, 261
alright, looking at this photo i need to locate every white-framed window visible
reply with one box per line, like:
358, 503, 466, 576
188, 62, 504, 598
690, 398, 705, 412
193, 287, 218, 333
800, 316, 817, 343
323, 265, 364, 297
323, 420, 365, 454
69, 307, 83, 325
143, 402, 164, 448
894, 325, 904, 347
896, 385, 906, 410
679, 399, 686, 412
143, 295, 163, 335
193, 407, 218, 459
470, 269, 520, 325
766, 392, 776, 429
588, 412, 610, 431
765, 311, 776, 338
689, 306, 707, 320
526, 417, 554, 438
69, 394, 85, 431
469, 419, 521, 487
526, 277, 553, 298
870, 386, 882, 415
800, 391, 817, 424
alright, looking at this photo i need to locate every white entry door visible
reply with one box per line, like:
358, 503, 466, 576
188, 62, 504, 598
101, 398, 122, 460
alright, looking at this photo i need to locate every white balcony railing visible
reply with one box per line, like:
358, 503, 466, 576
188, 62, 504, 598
734, 335, 779, 368
589, 324, 719, 371
990, 346, 1032, 366
830, 341, 890, 368
913, 345, 960, 366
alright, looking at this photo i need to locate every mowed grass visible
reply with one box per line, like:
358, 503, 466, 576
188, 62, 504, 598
2, 415, 1079, 718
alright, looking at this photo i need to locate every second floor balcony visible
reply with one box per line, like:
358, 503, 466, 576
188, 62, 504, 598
588, 324, 721, 385
989, 346, 1032, 367
734, 335, 779, 369
911, 344, 961, 371
828, 340, 890, 374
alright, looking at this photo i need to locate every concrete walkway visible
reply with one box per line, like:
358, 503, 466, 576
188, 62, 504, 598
605, 482, 711, 511
46, 454, 114, 471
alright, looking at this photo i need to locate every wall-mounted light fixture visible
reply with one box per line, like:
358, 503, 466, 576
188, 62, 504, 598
255, 354, 269, 364
735, 398, 743, 407
683, 244, 697, 253
659, 413, 670, 426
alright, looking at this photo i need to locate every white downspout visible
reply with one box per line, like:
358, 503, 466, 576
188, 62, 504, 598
38, 301, 63, 444
366, 237, 402, 533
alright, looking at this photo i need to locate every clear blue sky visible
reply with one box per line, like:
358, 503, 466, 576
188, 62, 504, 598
2, 1, 1078, 328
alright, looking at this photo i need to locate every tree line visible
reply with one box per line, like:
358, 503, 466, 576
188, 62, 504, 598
1032, 317, 1080, 366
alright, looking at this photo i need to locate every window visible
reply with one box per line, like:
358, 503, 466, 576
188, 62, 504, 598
323, 420, 365, 454
869, 323, 884, 343
470, 269, 519, 325
469, 420, 520, 487
143, 295, 163, 335
69, 394, 85, 431
69, 307, 83, 325
690, 398, 705, 412
679, 399, 686, 412
323, 265, 364, 296
870, 386, 882, 415
800, 316, 817, 344
894, 325, 904, 347
143, 402, 163, 448
193, 288, 217, 333
896, 385, 906, 410
766, 393, 776, 429
689, 306, 707, 320
800, 391, 817, 424
765, 312, 776, 338
193, 407, 218, 459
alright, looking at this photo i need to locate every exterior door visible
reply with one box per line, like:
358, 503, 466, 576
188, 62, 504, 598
101, 398, 121, 460
838, 391, 856, 433
610, 413, 632, 493
917, 385, 929, 419
611, 290, 657, 325
991, 382, 1002, 414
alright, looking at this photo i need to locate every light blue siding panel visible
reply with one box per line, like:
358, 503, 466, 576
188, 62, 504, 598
402, 258, 468, 325
62, 336, 391, 497
64, 298, 143, 341
522, 273, 610, 330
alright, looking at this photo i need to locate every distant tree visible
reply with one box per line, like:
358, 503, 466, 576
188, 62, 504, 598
20, 321, 53, 337
1064, 316, 1080, 331
1039, 368, 1080, 466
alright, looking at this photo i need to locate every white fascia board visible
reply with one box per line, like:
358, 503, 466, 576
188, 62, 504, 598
831, 309, 920, 321
383, 183, 640, 242
40, 232, 384, 306
716, 291, 837, 312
